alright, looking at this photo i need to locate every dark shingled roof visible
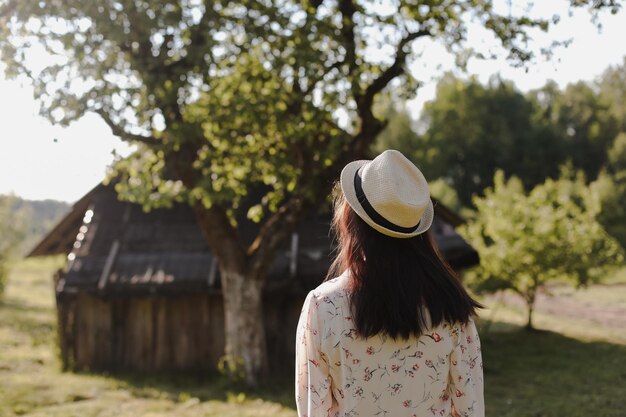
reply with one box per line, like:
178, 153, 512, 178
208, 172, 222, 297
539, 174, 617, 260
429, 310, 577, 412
32, 183, 478, 296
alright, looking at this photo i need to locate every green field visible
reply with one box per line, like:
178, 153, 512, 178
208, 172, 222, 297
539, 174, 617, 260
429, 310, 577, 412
1, 258, 625, 417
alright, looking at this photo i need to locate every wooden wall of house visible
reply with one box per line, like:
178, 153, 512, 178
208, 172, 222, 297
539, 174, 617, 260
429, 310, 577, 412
56, 291, 307, 374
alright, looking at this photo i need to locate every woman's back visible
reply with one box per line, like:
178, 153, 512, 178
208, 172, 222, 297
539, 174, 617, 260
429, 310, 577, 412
295, 150, 484, 417
296, 272, 483, 417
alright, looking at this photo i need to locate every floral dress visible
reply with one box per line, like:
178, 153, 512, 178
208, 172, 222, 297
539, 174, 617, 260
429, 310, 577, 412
295, 272, 484, 417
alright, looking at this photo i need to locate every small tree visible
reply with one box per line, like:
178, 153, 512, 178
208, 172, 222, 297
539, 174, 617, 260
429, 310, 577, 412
461, 170, 623, 330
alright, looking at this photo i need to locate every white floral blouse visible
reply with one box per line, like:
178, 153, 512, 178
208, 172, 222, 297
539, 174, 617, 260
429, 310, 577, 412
295, 271, 484, 417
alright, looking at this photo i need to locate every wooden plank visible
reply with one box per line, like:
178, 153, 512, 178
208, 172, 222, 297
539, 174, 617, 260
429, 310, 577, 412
97, 239, 120, 290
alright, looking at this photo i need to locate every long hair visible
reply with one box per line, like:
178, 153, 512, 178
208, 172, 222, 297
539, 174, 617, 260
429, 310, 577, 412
326, 184, 482, 340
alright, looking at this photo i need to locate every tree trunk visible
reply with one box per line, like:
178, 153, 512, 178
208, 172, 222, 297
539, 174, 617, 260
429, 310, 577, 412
524, 286, 537, 331
220, 267, 268, 386
525, 303, 534, 331
188, 203, 270, 386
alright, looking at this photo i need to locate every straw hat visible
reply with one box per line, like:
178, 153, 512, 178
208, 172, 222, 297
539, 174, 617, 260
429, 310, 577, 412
340, 149, 434, 238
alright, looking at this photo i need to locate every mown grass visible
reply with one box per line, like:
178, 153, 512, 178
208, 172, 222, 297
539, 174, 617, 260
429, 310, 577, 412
1, 257, 625, 417
479, 325, 626, 417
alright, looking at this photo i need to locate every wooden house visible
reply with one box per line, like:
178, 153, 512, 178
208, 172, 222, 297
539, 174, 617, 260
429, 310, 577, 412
29, 183, 478, 374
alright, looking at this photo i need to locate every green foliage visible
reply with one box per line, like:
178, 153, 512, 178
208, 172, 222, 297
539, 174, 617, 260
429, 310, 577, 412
607, 131, 626, 174
0, 195, 26, 295
413, 74, 568, 204
8, 197, 70, 256
370, 103, 421, 159
428, 178, 465, 214
592, 132, 626, 249
532, 81, 620, 180
375, 63, 626, 207
597, 57, 626, 133
0, 0, 617, 222
370, 103, 473, 214
461, 170, 624, 328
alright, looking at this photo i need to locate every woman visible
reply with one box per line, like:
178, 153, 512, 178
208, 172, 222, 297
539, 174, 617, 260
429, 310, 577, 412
295, 150, 484, 417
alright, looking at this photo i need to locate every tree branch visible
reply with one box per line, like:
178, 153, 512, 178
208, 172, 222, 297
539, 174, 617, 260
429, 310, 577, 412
338, 0, 359, 95
248, 197, 304, 278
283, 33, 434, 214
150, 133, 247, 272
192, 203, 249, 273
303, 59, 345, 97
358, 29, 430, 113
341, 29, 431, 158
95, 109, 161, 146
164, 0, 216, 75
338, 0, 357, 64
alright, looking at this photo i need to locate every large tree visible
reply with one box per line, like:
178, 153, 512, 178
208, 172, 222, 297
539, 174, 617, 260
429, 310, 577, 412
0, 0, 620, 385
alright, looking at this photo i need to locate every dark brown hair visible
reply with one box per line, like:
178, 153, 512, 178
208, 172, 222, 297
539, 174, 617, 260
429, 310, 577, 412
326, 184, 482, 340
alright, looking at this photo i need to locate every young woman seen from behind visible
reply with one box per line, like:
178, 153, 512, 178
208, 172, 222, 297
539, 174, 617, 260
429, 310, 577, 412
296, 150, 484, 417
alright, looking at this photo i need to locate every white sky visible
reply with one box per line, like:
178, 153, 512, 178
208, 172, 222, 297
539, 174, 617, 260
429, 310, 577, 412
1, 1, 625, 203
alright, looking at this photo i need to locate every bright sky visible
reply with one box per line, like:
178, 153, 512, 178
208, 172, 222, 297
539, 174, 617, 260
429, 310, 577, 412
1, 1, 625, 203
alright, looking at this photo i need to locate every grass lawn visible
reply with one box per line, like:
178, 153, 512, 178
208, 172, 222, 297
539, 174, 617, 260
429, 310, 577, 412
480, 327, 626, 417
1, 258, 625, 417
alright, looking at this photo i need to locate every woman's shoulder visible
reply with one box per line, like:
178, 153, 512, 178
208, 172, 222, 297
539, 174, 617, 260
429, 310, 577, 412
309, 270, 351, 302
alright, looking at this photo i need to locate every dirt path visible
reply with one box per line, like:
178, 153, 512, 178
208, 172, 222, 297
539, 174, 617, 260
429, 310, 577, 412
486, 283, 626, 330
